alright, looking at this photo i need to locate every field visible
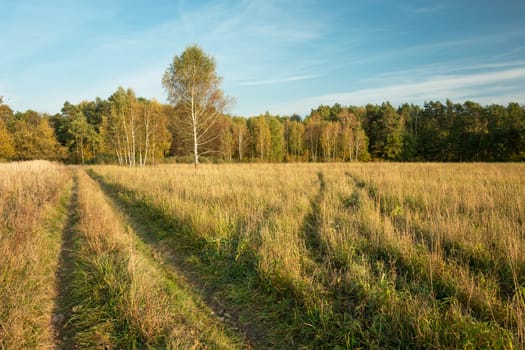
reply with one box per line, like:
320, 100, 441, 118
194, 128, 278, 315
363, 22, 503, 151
1, 161, 524, 349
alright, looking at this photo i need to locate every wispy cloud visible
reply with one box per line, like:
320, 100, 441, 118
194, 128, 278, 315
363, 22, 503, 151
273, 67, 525, 115
3, 0, 525, 118
391, 30, 525, 59
361, 60, 525, 84
237, 74, 322, 87
410, 5, 444, 14
3, 0, 328, 113
317, 29, 525, 77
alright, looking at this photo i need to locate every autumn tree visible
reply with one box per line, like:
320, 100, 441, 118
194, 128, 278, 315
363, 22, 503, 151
268, 115, 285, 161
248, 115, 271, 160
320, 121, 339, 161
0, 97, 13, 123
284, 118, 304, 161
213, 115, 234, 161
338, 109, 368, 161
162, 45, 230, 166
0, 98, 15, 159
101, 88, 133, 165
102, 88, 170, 165
304, 112, 322, 161
69, 112, 93, 164
231, 117, 249, 161
9, 111, 64, 160
138, 99, 171, 165
0, 118, 15, 159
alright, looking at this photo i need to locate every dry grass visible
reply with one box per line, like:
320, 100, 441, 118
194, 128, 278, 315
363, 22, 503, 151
0, 160, 71, 350
68, 169, 242, 349
92, 162, 525, 348
2, 161, 522, 348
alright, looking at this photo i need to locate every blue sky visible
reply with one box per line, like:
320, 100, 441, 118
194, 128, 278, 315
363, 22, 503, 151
1, 0, 524, 117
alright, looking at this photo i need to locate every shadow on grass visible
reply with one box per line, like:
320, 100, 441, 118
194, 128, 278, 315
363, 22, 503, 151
298, 172, 399, 348
344, 171, 525, 300
301, 172, 329, 265
342, 172, 516, 325
297, 171, 516, 348
86, 169, 322, 349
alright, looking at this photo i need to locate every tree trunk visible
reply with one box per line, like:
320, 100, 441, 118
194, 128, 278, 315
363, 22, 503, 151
193, 124, 198, 166
143, 109, 150, 166
130, 104, 136, 166
80, 137, 84, 164
191, 93, 199, 167
238, 132, 243, 161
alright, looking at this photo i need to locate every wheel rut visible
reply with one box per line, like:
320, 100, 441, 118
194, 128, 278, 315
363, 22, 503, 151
85, 169, 258, 349
52, 172, 79, 350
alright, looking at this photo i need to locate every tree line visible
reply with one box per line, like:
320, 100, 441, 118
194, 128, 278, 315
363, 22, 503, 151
1, 45, 524, 164
1, 95, 523, 163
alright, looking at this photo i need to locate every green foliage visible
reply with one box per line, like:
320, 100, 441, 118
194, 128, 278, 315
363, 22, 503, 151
268, 116, 285, 161
0, 92, 524, 163
365, 102, 404, 160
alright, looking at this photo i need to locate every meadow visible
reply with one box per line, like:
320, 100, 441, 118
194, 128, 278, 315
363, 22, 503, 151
1, 161, 524, 349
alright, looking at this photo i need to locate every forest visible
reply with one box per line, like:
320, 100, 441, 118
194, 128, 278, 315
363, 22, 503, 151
1, 94, 524, 164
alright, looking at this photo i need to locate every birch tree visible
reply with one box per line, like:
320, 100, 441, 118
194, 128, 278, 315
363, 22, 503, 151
162, 45, 230, 166
102, 88, 170, 165
136, 99, 171, 166
231, 117, 248, 161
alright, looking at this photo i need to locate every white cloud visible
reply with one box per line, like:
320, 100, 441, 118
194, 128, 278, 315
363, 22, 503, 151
273, 67, 525, 116
361, 60, 525, 84
236, 74, 322, 87
409, 5, 445, 14
413, 7, 441, 13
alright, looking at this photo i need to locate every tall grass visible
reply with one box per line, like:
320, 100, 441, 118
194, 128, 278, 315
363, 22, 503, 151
0, 161, 71, 349
67, 170, 242, 349
92, 163, 525, 348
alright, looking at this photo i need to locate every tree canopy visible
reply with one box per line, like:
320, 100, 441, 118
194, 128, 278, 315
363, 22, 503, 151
162, 45, 230, 166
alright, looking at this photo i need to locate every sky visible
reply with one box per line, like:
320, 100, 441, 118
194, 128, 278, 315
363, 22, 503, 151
1, 0, 524, 117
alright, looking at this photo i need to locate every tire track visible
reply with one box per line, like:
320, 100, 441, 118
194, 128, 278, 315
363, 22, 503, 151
85, 169, 254, 349
52, 172, 79, 350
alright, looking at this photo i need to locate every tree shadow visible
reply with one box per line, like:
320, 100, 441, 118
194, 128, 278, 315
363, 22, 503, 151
86, 169, 316, 349
301, 172, 328, 264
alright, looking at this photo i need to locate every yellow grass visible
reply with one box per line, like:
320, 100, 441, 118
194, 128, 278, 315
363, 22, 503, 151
92, 162, 525, 348
69, 169, 242, 348
2, 161, 523, 348
0, 161, 71, 349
